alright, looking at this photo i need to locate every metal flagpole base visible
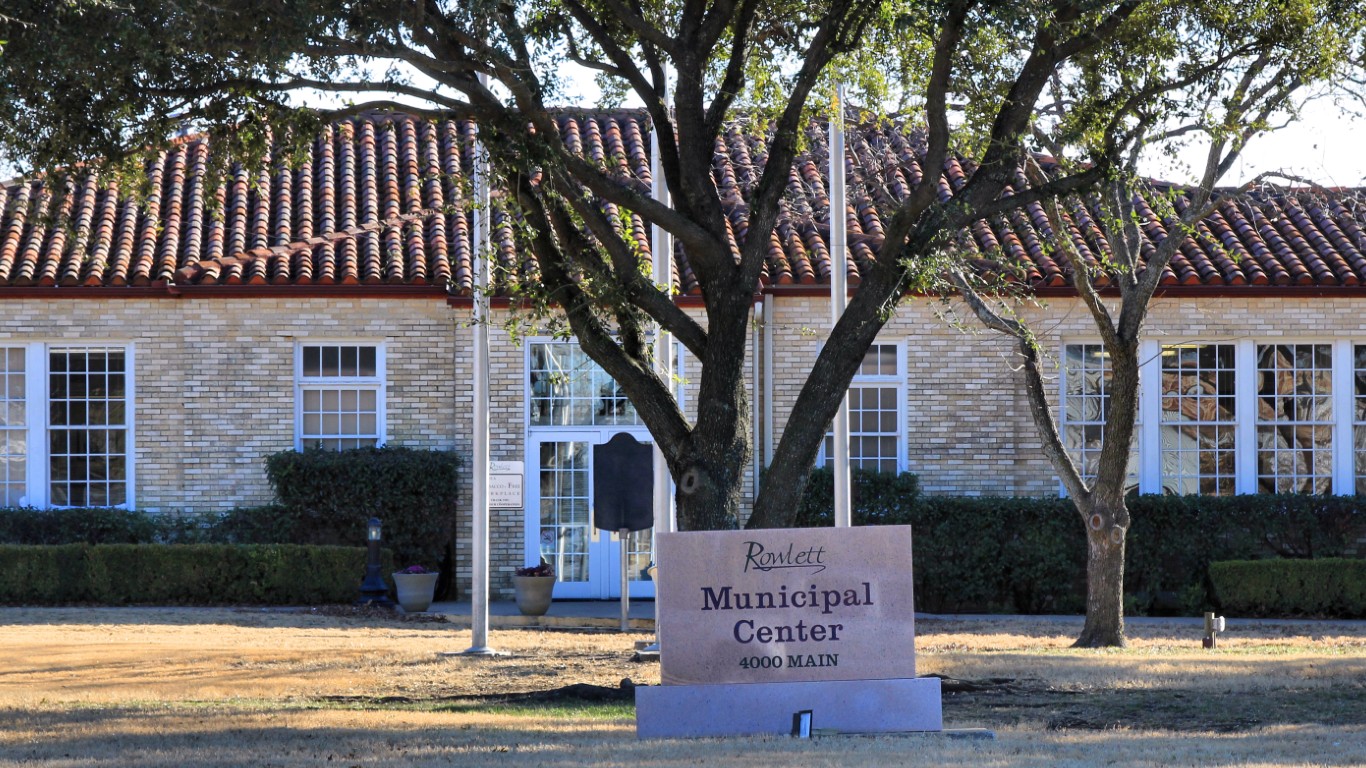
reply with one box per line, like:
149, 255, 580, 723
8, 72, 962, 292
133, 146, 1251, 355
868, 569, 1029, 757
442, 647, 506, 658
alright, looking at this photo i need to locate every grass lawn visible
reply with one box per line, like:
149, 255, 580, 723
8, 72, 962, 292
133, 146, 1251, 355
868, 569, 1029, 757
0, 607, 1362, 766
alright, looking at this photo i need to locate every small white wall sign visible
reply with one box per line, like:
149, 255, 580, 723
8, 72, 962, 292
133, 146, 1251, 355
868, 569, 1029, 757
489, 461, 524, 510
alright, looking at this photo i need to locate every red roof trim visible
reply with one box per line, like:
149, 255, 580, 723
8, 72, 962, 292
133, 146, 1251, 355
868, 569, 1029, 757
0, 284, 450, 300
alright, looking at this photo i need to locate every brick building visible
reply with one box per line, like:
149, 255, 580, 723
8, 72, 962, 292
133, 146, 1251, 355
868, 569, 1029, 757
3, 113, 1365, 598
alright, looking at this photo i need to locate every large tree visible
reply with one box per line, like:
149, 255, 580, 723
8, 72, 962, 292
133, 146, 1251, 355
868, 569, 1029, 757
1, 0, 1358, 645
946, 2, 1364, 646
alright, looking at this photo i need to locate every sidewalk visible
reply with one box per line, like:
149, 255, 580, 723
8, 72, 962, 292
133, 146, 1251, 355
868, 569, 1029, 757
429, 598, 657, 630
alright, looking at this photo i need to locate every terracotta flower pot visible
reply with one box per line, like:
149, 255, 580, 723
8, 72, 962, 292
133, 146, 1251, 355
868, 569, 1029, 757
392, 572, 439, 612
512, 575, 555, 616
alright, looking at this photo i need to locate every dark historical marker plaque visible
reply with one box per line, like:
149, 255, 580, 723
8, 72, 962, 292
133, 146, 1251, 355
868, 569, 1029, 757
593, 432, 654, 532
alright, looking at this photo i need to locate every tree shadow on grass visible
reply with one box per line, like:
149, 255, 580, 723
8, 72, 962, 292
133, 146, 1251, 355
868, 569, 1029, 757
3, 706, 1365, 768
0, 604, 445, 629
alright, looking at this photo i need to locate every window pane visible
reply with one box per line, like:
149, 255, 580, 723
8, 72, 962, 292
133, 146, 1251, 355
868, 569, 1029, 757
527, 342, 640, 427
1159, 344, 1234, 496
1257, 344, 1331, 494
1062, 344, 1141, 490
300, 383, 381, 451
48, 349, 130, 508
1354, 345, 1366, 493
823, 346, 904, 472
875, 345, 896, 375
304, 346, 321, 376
321, 346, 340, 377
359, 346, 377, 377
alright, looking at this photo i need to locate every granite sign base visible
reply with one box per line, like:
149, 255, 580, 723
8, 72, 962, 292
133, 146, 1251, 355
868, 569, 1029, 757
635, 677, 942, 739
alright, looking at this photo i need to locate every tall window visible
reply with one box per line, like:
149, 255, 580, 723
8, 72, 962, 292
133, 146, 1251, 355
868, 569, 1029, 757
48, 348, 129, 507
0, 344, 133, 508
1159, 344, 1236, 495
297, 344, 383, 450
0, 348, 25, 506
1061, 344, 1138, 489
822, 343, 903, 473
528, 342, 641, 427
1256, 344, 1332, 493
1354, 345, 1366, 493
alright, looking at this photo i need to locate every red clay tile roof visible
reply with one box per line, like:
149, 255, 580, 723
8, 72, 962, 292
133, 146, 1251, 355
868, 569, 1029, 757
2, 111, 1365, 295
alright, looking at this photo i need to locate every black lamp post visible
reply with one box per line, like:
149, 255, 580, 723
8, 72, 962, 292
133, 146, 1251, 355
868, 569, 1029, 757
358, 516, 393, 607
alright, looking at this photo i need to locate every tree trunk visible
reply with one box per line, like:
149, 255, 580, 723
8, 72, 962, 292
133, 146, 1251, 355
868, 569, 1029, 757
1074, 499, 1128, 648
674, 458, 742, 531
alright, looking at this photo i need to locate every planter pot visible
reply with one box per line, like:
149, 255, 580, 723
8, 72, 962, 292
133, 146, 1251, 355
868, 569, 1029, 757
512, 575, 556, 616
392, 572, 439, 612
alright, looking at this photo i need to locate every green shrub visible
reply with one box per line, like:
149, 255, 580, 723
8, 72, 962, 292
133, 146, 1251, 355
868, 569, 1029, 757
209, 505, 294, 544
791, 467, 920, 527
0, 507, 163, 544
908, 496, 1084, 614
1210, 559, 1366, 618
266, 447, 461, 598
0, 544, 388, 605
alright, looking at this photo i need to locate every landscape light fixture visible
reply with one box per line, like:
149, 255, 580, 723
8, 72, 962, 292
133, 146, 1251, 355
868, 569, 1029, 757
358, 517, 393, 607
1202, 611, 1226, 648
791, 710, 813, 738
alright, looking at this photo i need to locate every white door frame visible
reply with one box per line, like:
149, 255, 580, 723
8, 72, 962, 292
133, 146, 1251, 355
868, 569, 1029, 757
524, 428, 657, 599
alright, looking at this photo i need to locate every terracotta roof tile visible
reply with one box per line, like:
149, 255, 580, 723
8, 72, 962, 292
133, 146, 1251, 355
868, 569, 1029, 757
3, 112, 1366, 295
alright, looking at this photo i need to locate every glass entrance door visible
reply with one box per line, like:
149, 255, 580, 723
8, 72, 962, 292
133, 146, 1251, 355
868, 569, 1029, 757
526, 430, 656, 599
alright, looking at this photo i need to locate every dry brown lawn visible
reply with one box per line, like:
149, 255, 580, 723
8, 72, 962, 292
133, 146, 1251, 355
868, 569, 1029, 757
1, 607, 1363, 767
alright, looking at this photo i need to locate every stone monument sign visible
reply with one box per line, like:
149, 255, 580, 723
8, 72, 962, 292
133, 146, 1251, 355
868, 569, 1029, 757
636, 525, 942, 738
657, 525, 917, 685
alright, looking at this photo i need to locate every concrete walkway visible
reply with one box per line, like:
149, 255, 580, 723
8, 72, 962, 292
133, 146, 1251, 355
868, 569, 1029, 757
429, 598, 657, 630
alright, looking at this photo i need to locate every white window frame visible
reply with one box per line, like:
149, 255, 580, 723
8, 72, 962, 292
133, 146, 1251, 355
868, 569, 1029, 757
1062, 336, 1366, 497
1253, 341, 1335, 494
818, 341, 907, 474
523, 337, 648, 430
293, 341, 386, 451
0, 341, 136, 509
1155, 340, 1239, 496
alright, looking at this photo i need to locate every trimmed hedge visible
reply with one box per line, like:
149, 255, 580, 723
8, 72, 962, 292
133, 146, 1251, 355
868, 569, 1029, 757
1210, 558, 1366, 618
792, 471, 1365, 615
0, 544, 388, 605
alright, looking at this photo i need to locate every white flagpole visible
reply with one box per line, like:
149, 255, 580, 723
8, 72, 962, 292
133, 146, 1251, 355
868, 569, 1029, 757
649, 71, 675, 652
464, 73, 498, 655
830, 84, 853, 528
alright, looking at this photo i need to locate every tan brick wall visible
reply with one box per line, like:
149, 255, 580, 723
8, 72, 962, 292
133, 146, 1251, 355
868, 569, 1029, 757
763, 293, 1366, 498
0, 295, 460, 513
7, 291, 1365, 598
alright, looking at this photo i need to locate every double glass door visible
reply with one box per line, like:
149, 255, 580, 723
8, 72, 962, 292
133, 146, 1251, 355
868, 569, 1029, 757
526, 429, 655, 599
